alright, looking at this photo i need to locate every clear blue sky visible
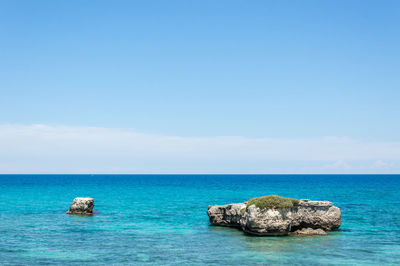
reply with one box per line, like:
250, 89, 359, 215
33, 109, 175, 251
0, 1, 399, 173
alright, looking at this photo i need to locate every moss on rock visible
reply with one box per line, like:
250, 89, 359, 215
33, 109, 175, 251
290, 198, 300, 206
246, 195, 299, 210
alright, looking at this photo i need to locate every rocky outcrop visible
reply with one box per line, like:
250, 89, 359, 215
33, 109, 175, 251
207, 203, 246, 227
207, 197, 341, 236
66, 197, 94, 215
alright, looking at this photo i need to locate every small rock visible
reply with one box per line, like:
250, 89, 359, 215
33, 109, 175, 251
293, 228, 327, 235
66, 197, 94, 215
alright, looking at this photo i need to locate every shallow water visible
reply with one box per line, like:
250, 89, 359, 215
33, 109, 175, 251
0, 174, 399, 265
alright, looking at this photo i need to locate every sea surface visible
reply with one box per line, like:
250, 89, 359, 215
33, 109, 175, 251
0, 174, 399, 265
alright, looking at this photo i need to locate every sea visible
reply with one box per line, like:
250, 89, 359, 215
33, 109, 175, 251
0, 174, 399, 265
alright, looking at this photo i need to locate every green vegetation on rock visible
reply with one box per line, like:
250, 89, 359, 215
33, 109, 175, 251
246, 195, 299, 210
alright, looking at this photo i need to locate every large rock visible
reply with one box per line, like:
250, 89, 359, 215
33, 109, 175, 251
207, 203, 246, 227
66, 197, 94, 215
207, 197, 341, 236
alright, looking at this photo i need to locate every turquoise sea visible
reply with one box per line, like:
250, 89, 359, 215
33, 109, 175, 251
0, 174, 399, 265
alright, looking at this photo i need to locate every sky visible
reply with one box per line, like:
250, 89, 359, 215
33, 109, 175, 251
0, 0, 399, 173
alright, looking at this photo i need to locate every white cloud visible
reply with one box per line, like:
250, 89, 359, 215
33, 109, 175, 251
0, 124, 400, 173
370, 160, 394, 169
322, 160, 352, 170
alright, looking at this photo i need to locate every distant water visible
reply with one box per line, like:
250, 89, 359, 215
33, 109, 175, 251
0, 175, 399, 265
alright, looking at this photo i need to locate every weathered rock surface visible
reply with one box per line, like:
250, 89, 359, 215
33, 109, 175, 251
293, 228, 327, 235
240, 205, 292, 236
207, 198, 341, 236
291, 199, 341, 231
207, 203, 246, 227
66, 197, 94, 215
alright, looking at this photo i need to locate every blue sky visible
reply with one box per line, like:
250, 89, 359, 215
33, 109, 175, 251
1, 1, 399, 173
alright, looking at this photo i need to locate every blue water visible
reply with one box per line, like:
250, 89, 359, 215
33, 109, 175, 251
0, 175, 399, 265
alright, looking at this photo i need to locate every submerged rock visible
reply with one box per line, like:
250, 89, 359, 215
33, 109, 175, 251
66, 197, 94, 215
293, 228, 327, 235
207, 196, 341, 236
